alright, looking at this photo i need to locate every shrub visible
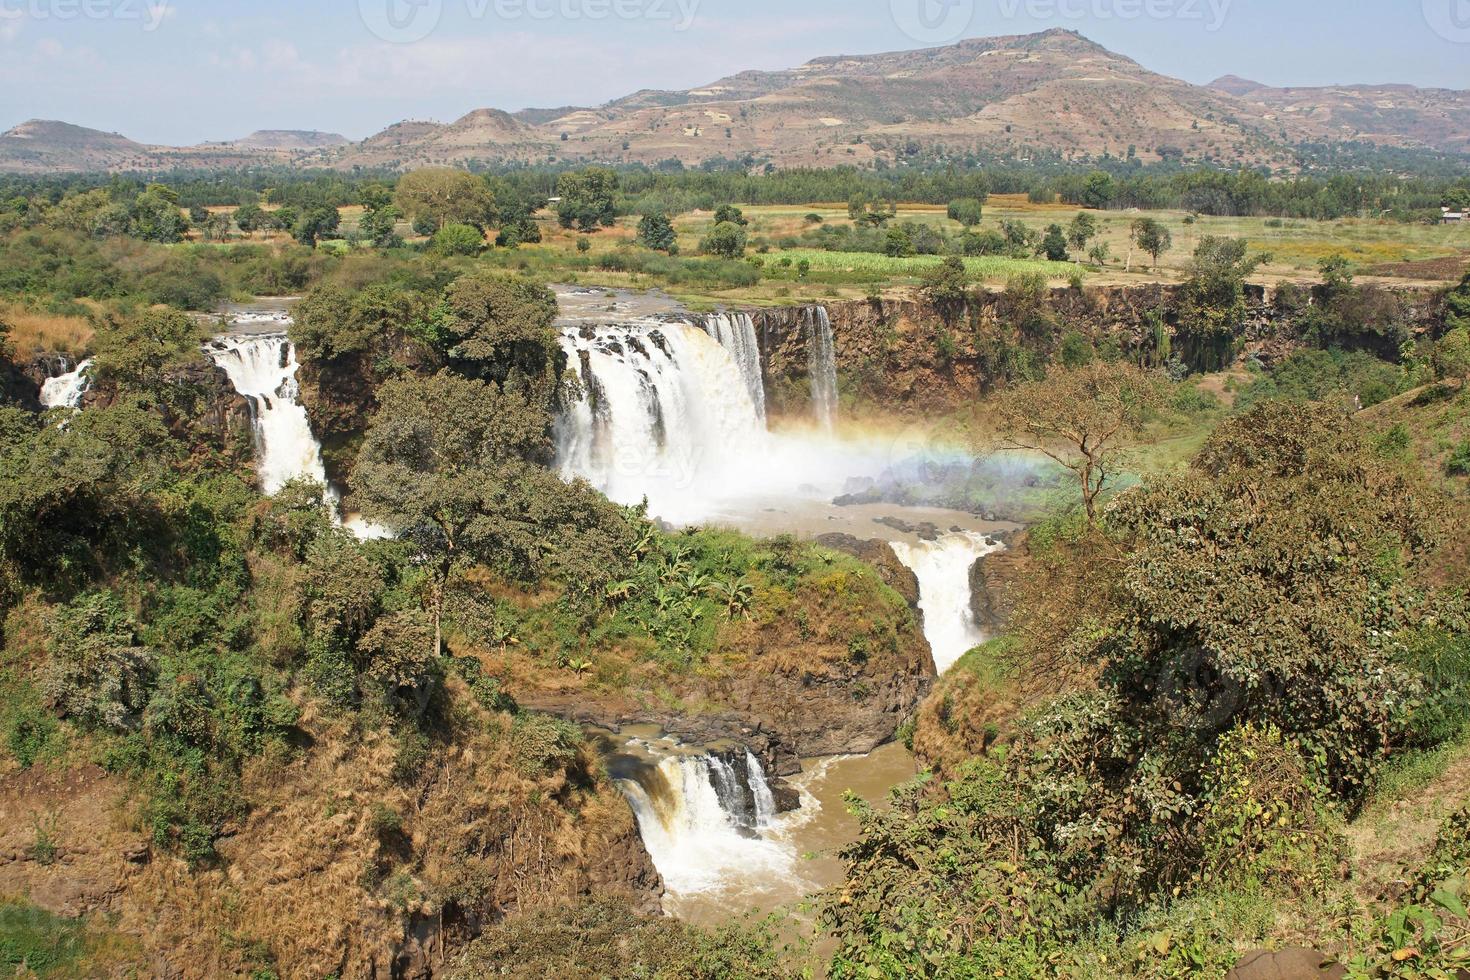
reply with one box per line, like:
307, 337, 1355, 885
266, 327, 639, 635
431, 223, 486, 256
509, 713, 583, 777
1448, 441, 1470, 477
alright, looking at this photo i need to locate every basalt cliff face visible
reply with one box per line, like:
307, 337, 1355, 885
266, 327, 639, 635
751, 282, 1447, 418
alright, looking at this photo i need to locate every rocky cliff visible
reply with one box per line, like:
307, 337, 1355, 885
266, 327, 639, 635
751, 283, 1447, 418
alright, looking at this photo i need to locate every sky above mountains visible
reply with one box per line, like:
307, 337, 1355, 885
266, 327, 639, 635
3, 0, 1467, 145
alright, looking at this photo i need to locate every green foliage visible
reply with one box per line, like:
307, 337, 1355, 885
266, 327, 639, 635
430, 222, 486, 256
289, 281, 429, 362
921, 255, 969, 304
1176, 237, 1265, 373
91, 306, 206, 400
1237, 348, 1411, 411
1040, 223, 1069, 262
43, 592, 155, 732
1434, 329, 1470, 385
947, 197, 984, 228
1130, 217, 1172, 267
555, 168, 619, 231
395, 168, 497, 233
700, 220, 748, 259
0, 899, 92, 975
635, 212, 677, 253
291, 205, 340, 247
1448, 441, 1470, 477
437, 271, 560, 393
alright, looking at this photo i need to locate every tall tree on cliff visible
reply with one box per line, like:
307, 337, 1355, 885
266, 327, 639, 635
989, 363, 1167, 525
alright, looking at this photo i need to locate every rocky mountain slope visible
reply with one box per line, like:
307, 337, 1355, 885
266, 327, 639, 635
5, 29, 1469, 173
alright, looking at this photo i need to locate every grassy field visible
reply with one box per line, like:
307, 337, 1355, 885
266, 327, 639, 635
193, 192, 1468, 309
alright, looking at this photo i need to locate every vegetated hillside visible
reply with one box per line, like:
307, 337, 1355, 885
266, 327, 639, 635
9, 29, 1470, 173
1209, 75, 1470, 156
0, 120, 343, 174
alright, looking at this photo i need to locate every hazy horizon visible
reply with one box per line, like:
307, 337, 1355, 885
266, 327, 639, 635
2, 0, 1468, 145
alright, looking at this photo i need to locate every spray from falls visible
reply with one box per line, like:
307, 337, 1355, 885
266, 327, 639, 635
613, 746, 797, 898
891, 531, 1003, 674
206, 333, 329, 496
40, 358, 93, 410
805, 306, 839, 430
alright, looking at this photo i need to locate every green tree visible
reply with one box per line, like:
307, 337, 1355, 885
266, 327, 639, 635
292, 206, 341, 247
947, 198, 984, 228
922, 256, 970, 305
883, 227, 915, 258
1066, 212, 1098, 259
92, 307, 205, 401
431, 223, 486, 256
354, 373, 633, 655
700, 221, 748, 259
712, 204, 747, 226
438, 272, 561, 398
1081, 170, 1116, 209
1175, 236, 1265, 372
128, 185, 187, 243
635, 212, 677, 252
395, 168, 498, 233
1040, 224, 1069, 262
555, 168, 619, 231
990, 362, 1167, 524
358, 205, 402, 248
1129, 217, 1172, 270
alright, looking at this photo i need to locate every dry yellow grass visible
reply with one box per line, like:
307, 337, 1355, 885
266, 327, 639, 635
0, 300, 95, 355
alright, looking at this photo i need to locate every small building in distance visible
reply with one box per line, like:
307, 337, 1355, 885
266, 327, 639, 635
1442, 207, 1466, 224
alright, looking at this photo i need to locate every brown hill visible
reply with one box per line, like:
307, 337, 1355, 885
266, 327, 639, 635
5, 30, 1470, 174
1207, 77, 1470, 155
230, 130, 350, 151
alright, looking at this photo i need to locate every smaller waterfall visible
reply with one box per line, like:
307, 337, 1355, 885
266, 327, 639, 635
40, 358, 92, 410
614, 746, 797, 897
206, 334, 329, 495
805, 307, 839, 430
891, 531, 1003, 673
696, 312, 766, 422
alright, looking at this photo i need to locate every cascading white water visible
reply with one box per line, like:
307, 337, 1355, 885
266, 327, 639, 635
615, 748, 798, 898
697, 312, 766, 422
890, 531, 1003, 673
556, 319, 767, 521
805, 306, 839, 430
206, 333, 329, 495
40, 358, 92, 409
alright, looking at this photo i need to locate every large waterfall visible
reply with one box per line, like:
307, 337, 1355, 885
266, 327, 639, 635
612, 746, 799, 898
40, 358, 93, 409
805, 306, 839, 430
206, 333, 330, 495
891, 531, 1003, 673
696, 312, 766, 422
556, 318, 767, 520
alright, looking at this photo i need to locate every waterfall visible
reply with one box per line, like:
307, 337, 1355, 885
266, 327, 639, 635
206, 333, 329, 496
613, 747, 797, 897
890, 531, 1003, 673
556, 319, 767, 520
696, 312, 766, 422
39, 358, 92, 409
805, 306, 838, 430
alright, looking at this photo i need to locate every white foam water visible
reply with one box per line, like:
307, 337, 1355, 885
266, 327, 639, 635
890, 531, 1004, 673
40, 358, 92, 409
805, 306, 839, 431
206, 333, 329, 496
616, 748, 800, 899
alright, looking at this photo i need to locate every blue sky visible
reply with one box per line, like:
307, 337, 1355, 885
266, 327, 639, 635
2, 0, 1467, 144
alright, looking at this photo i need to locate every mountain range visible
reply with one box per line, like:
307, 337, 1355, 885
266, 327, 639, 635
4, 29, 1467, 175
